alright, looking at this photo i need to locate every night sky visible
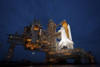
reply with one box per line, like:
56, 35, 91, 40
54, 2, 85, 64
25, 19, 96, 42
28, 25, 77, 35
0, 0, 100, 63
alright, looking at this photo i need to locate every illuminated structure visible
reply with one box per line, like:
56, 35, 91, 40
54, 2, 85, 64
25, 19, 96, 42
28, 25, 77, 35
5, 19, 95, 64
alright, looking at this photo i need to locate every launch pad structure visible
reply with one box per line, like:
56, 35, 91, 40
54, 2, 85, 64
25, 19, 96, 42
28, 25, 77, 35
5, 19, 95, 64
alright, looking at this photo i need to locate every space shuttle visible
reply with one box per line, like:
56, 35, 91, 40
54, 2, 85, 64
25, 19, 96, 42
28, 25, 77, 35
58, 20, 74, 49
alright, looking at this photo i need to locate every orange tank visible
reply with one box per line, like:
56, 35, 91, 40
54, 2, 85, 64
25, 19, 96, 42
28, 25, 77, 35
62, 20, 69, 38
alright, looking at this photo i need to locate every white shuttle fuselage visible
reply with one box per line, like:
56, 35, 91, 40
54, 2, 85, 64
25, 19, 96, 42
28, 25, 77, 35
58, 26, 74, 49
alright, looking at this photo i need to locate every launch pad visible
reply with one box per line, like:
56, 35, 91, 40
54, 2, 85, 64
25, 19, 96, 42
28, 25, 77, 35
5, 19, 95, 64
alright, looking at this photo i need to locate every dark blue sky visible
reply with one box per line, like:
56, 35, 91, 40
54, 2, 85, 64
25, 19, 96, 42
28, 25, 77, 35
0, 0, 100, 63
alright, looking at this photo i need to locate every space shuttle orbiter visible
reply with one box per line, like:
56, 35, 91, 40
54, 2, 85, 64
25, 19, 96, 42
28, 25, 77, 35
58, 20, 74, 49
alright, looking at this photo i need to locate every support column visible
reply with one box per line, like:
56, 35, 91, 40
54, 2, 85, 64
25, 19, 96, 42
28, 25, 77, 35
5, 43, 16, 61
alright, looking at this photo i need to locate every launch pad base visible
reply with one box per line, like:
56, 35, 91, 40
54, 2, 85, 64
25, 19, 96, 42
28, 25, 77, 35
46, 48, 95, 64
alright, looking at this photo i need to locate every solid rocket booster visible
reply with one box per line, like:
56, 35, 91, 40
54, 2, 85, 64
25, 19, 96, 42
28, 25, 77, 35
68, 24, 72, 40
62, 20, 69, 38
